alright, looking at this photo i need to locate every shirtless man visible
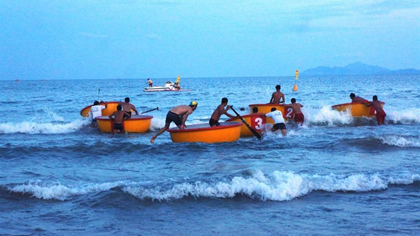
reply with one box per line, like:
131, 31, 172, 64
120, 97, 139, 118
209, 98, 235, 127
150, 101, 198, 143
287, 98, 304, 125
350, 93, 368, 103
270, 85, 285, 104
109, 105, 129, 134
366, 95, 386, 125
264, 107, 287, 136
147, 78, 153, 87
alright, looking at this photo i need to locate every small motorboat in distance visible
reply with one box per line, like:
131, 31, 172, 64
167, 122, 242, 143
332, 102, 385, 117
144, 76, 183, 92
144, 81, 181, 92
95, 115, 153, 133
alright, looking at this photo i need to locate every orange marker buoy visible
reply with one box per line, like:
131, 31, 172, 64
293, 83, 298, 91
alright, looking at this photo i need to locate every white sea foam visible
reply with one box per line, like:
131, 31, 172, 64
387, 108, 420, 124
0, 119, 90, 134
8, 171, 420, 201
43, 107, 65, 122
304, 106, 353, 126
379, 135, 420, 148
8, 180, 126, 201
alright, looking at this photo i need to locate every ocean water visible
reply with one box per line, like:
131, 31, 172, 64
1, 75, 420, 235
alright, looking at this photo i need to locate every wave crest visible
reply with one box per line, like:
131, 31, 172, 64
0, 119, 89, 134
6, 171, 420, 201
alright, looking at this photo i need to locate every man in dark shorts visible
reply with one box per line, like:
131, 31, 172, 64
264, 107, 287, 136
109, 105, 129, 134
209, 98, 235, 127
150, 101, 198, 143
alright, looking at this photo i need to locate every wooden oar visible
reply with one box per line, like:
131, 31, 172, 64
141, 107, 159, 114
230, 107, 261, 140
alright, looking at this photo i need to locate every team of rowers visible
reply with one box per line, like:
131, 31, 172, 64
89, 85, 387, 140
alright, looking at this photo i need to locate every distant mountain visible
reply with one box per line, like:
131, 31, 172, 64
302, 62, 420, 76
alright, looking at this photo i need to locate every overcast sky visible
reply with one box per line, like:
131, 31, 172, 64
1, 0, 419, 80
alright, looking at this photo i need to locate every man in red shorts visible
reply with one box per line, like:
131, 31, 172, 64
366, 95, 386, 125
288, 98, 304, 125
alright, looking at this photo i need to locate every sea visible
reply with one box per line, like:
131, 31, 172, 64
1, 75, 420, 235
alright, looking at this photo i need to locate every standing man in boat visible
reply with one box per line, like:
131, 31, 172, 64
366, 95, 386, 125
270, 85, 285, 104
147, 78, 153, 88
90, 101, 107, 127
209, 98, 236, 127
350, 93, 368, 103
150, 101, 198, 143
120, 97, 139, 118
264, 107, 287, 136
287, 98, 304, 125
109, 105, 129, 134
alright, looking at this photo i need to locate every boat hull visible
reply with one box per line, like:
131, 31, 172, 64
248, 104, 294, 123
226, 114, 266, 137
80, 101, 131, 117
331, 102, 385, 117
143, 87, 182, 92
168, 122, 242, 143
96, 115, 153, 133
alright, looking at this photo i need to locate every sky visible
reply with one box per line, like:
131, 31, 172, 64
0, 0, 419, 80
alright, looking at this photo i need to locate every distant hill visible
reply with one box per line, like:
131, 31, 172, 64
302, 62, 420, 76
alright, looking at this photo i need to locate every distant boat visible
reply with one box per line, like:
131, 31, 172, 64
15, 79, 20, 82
143, 80, 182, 92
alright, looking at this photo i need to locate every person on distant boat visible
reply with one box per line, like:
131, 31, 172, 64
366, 95, 386, 125
264, 107, 287, 136
270, 85, 285, 104
209, 98, 236, 127
287, 98, 304, 125
90, 101, 107, 127
120, 97, 139, 118
147, 78, 153, 87
109, 105, 129, 134
150, 101, 198, 143
350, 93, 368, 103
252, 107, 259, 113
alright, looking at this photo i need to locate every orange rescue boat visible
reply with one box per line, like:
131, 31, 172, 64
167, 122, 242, 143
80, 101, 135, 117
331, 102, 385, 117
96, 115, 153, 133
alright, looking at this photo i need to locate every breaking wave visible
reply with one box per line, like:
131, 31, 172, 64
0, 119, 90, 134
379, 135, 420, 148
6, 170, 420, 201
